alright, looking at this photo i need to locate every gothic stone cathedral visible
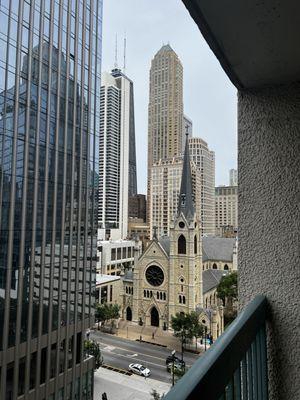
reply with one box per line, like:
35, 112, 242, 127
122, 133, 223, 335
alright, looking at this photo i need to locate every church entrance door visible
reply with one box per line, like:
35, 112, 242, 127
126, 307, 132, 321
150, 307, 159, 327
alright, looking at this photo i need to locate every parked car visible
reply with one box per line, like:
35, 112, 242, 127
165, 355, 185, 366
166, 361, 185, 373
128, 363, 151, 377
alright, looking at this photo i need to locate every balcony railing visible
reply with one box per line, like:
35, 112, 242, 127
165, 295, 268, 400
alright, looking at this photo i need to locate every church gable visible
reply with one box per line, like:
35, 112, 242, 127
139, 239, 170, 264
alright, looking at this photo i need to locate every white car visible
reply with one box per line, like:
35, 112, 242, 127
128, 363, 151, 377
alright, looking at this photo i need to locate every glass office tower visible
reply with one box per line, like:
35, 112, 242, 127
0, 0, 102, 398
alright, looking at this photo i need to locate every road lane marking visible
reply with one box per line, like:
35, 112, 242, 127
101, 349, 166, 369
93, 333, 200, 365
97, 342, 168, 362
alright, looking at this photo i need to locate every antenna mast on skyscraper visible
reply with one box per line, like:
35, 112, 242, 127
123, 34, 127, 72
114, 34, 118, 68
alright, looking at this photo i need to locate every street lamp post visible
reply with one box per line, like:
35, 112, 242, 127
171, 350, 176, 387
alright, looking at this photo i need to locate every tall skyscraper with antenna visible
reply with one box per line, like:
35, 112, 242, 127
98, 50, 137, 239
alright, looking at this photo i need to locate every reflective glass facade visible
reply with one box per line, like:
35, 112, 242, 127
0, 0, 102, 398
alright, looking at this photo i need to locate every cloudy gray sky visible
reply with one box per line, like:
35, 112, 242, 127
102, 0, 237, 194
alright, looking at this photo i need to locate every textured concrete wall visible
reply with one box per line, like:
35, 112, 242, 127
238, 83, 300, 400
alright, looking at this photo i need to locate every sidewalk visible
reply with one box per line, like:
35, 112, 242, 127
94, 366, 171, 400
115, 322, 182, 352
94, 321, 202, 355
92, 321, 203, 355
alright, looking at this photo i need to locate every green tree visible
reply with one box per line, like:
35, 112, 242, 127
188, 311, 204, 350
108, 303, 121, 332
174, 366, 189, 383
84, 339, 103, 369
95, 303, 109, 329
217, 271, 238, 326
171, 313, 193, 360
95, 303, 120, 331
216, 271, 238, 306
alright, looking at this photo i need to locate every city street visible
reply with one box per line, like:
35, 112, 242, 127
91, 331, 200, 384
94, 366, 171, 400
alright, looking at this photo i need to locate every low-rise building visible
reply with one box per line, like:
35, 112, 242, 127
97, 237, 139, 276
96, 274, 122, 304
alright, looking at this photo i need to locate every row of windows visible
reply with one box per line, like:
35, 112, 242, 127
125, 286, 133, 295
143, 290, 167, 301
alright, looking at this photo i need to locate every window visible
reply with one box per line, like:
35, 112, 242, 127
178, 235, 186, 254
194, 235, 197, 254
179, 295, 182, 304
213, 263, 217, 269
182, 296, 186, 304
224, 264, 229, 270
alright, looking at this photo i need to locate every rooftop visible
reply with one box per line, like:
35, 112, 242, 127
202, 237, 236, 262
96, 274, 121, 286
203, 269, 228, 294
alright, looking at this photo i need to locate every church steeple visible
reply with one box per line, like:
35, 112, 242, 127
178, 129, 195, 221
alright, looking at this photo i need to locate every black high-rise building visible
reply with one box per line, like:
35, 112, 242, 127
0, 1, 102, 398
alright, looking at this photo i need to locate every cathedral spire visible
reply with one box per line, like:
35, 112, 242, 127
178, 128, 195, 220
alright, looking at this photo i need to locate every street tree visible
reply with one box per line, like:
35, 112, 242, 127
171, 312, 193, 360
217, 271, 238, 326
216, 271, 238, 306
188, 311, 204, 350
174, 366, 189, 383
95, 303, 120, 331
84, 339, 103, 369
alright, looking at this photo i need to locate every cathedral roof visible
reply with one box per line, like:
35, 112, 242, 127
203, 269, 228, 294
123, 270, 133, 281
158, 236, 170, 256
202, 237, 236, 262
177, 131, 195, 221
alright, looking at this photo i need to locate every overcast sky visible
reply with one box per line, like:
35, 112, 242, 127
102, 0, 237, 194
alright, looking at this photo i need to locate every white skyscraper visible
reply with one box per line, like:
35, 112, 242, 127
99, 69, 137, 239
215, 185, 238, 236
229, 168, 238, 186
189, 137, 215, 236
149, 156, 201, 238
